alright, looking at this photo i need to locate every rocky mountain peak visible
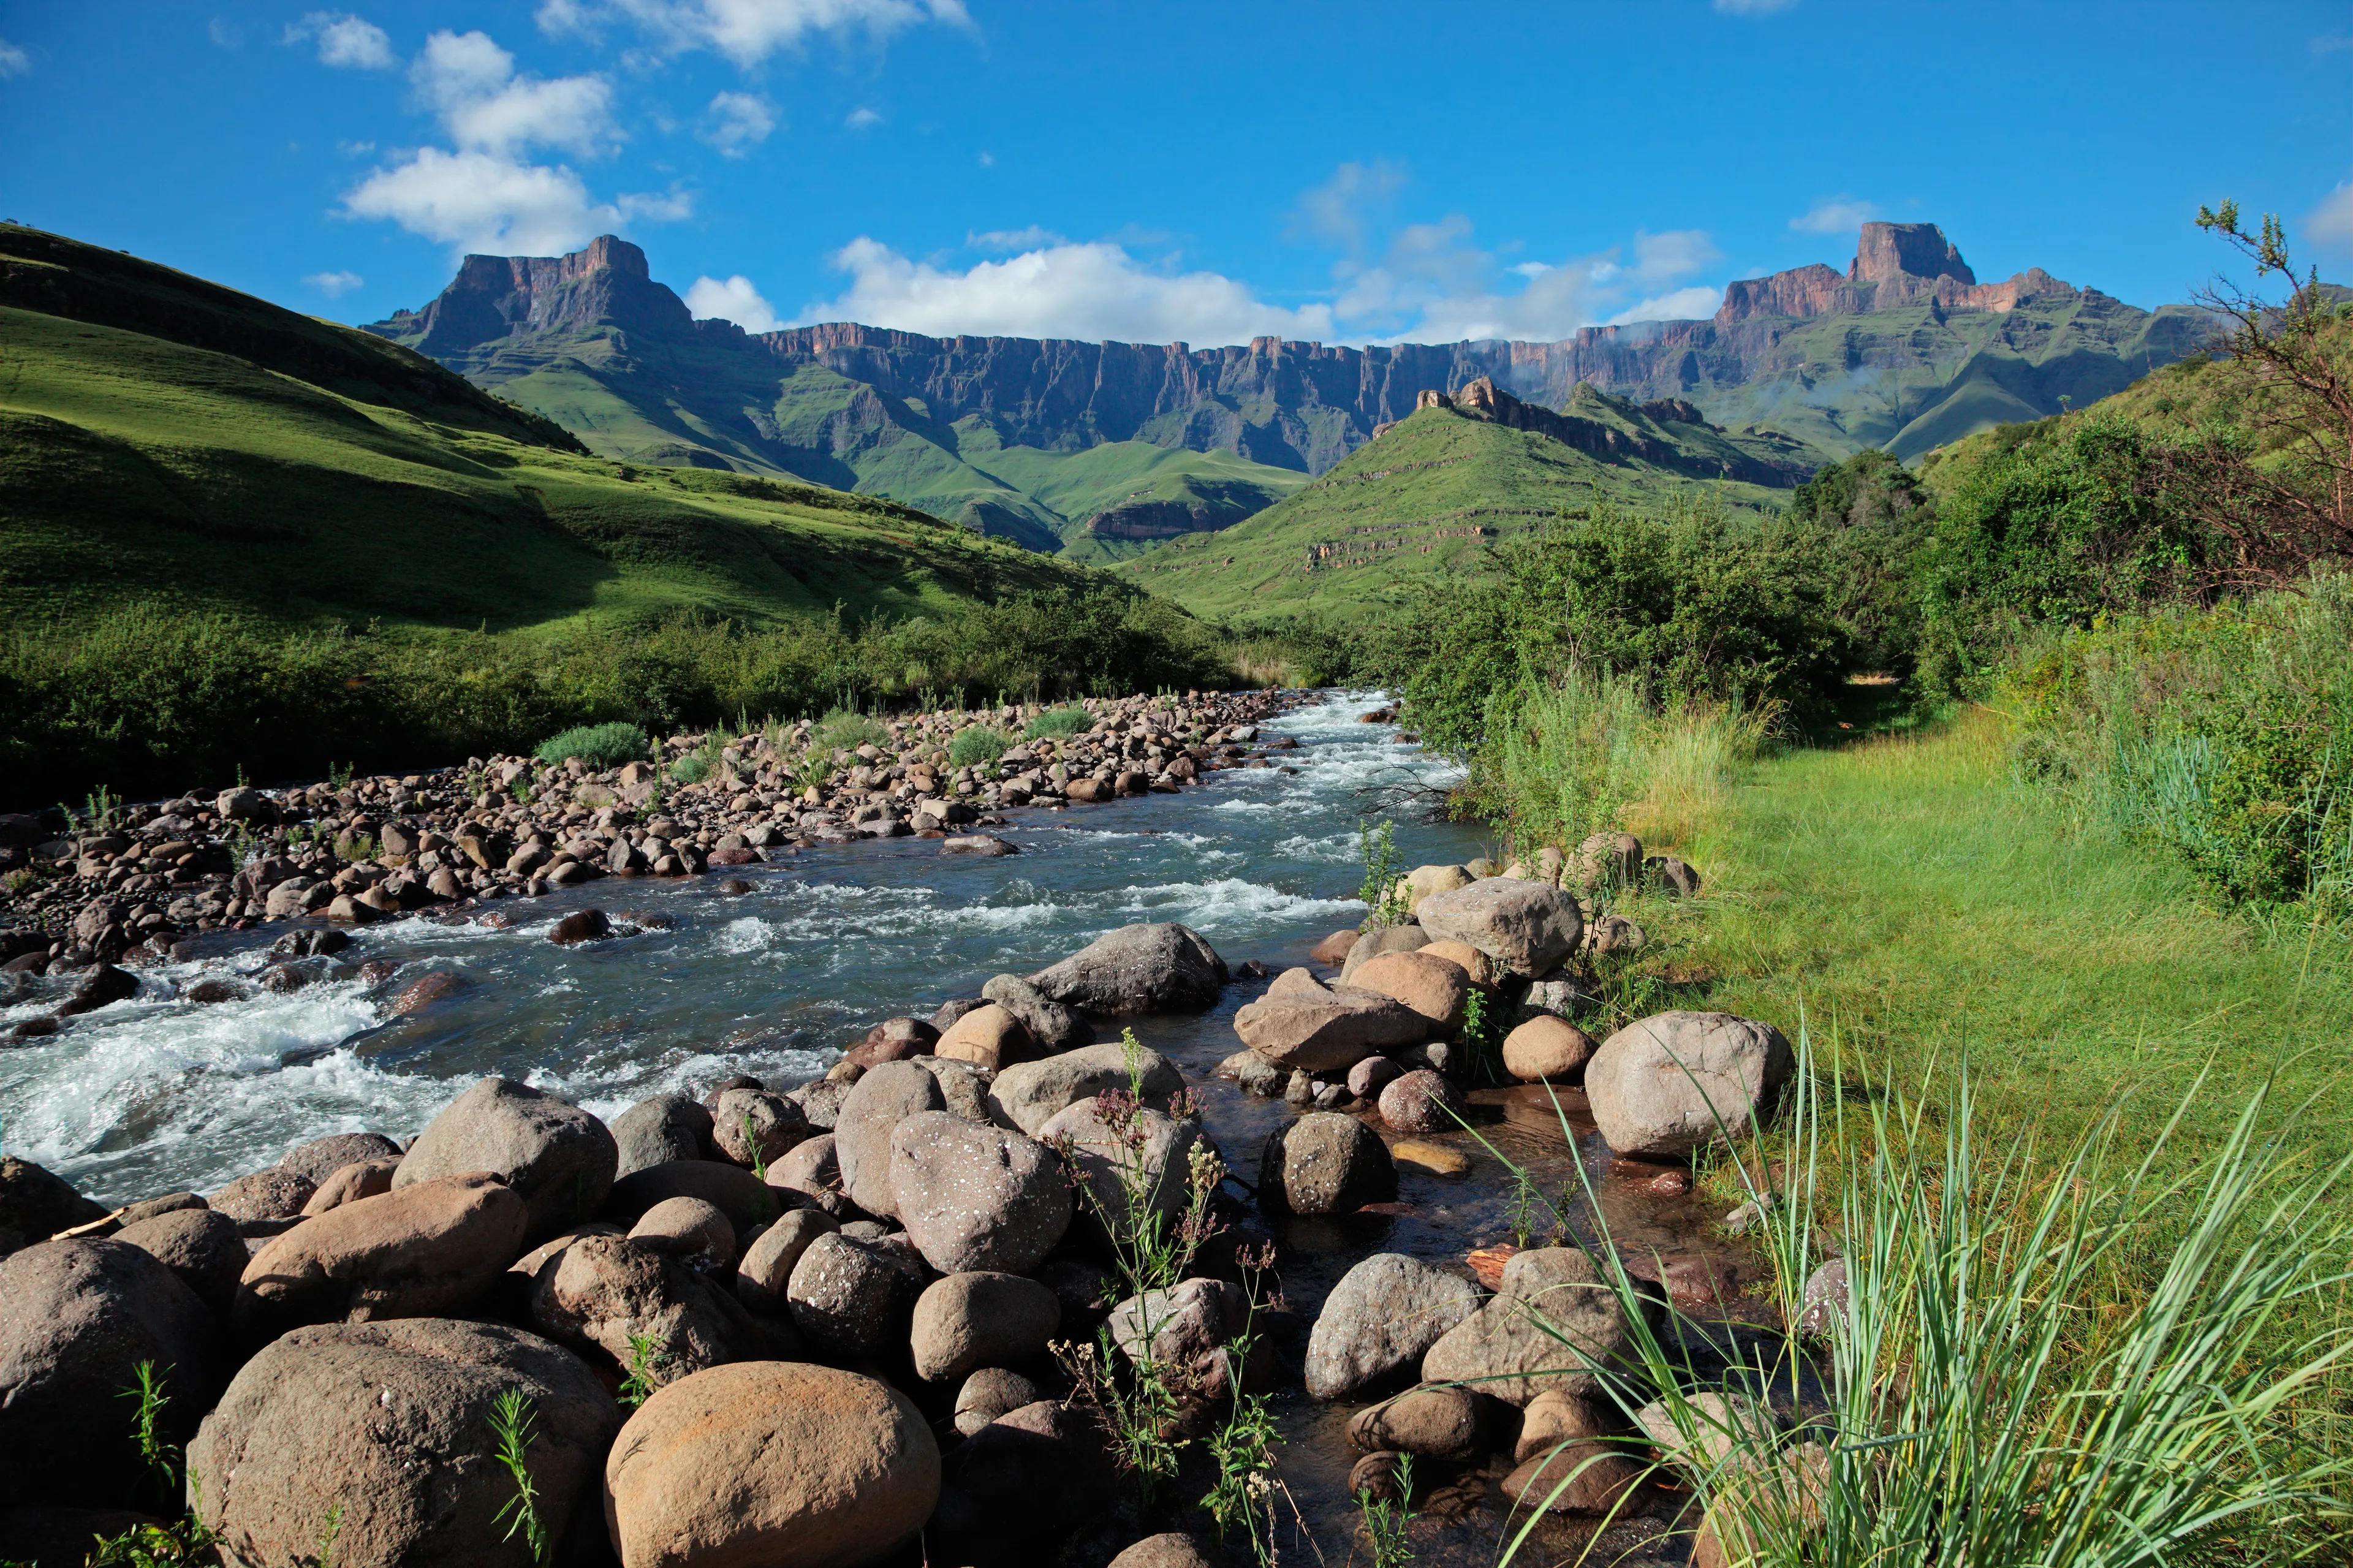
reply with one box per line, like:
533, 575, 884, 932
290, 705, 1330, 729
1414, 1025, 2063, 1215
366, 233, 694, 360
1849, 222, 1976, 287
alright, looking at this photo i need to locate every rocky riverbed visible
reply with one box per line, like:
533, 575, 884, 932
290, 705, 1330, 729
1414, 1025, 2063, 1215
0, 693, 1821, 1568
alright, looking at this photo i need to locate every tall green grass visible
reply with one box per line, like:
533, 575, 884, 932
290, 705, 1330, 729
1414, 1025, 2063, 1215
1491, 1050, 2353, 1567
2008, 572, 2353, 915
1463, 665, 1774, 855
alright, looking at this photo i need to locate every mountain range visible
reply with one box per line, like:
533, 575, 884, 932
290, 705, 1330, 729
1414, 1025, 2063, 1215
363, 221, 2213, 564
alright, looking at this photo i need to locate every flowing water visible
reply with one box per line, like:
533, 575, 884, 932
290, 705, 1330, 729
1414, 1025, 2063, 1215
2, 688, 1771, 1564
0, 691, 1476, 1202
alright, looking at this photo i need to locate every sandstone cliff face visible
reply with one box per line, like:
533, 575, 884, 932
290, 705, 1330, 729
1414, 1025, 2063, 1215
366, 225, 2203, 475
1393, 377, 1810, 486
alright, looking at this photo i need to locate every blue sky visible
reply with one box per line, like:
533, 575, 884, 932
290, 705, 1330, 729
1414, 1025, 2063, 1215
2, 1, 2347, 347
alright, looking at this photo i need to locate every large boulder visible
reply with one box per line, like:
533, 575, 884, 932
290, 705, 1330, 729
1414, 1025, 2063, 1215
910, 1272, 1061, 1383
235, 1172, 529, 1341
0, 1157, 108, 1255
1420, 1246, 1657, 1405
987, 1042, 1183, 1137
115, 1207, 246, 1314
529, 1233, 770, 1386
1259, 1113, 1396, 1216
1412, 881, 1583, 978
1039, 1099, 1201, 1243
1349, 949, 1471, 1033
302, 1159, 398, 1216
933, 1003, 1034, 1070
1025, 923, 1226, 1015
1305, 1253, 1481, 1400
275, 1131, 403, 1189
1377, 1069, 1466, 1134
1396, 863, 1474, 914
0, 1240, 219, 1508
1583, 1012, 1794, 1159
981, 972, 1089, 1051
1338, 923, 1430, 985
786, 1233, 922, 1358
605, 1161, 771, 1233
833, 1061, 948, 1219
1232, 968, 1425, 1073
930, 1398, 1116, 1556
1105, 1277, 1252, 1377
189, 1319, 618, 1568
1503, 1015, 1599, 1084
610, 1094, 714, 1177
207, 1168, 316, 1227
604, 1362, 939, 1568
394, 1078, 618, 1246
890, 1113, 1072, 1275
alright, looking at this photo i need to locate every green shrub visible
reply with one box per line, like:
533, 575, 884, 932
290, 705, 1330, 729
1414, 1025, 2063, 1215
1381, 502, 1850, 759
1021, 705, 1093, 740
808, 708, 890, 757
946, 724, 1011, 770
533, 721, 649, 770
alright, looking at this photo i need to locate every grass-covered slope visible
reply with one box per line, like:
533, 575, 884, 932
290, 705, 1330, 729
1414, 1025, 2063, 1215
0, 225, 1115, 633
1114, 393, 1821, 622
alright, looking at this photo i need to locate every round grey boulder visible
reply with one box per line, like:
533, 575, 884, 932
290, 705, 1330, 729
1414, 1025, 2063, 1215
986, 1042, 1183, 1137
1023, 922, 1227, 1015
833, 1061, 948, 1219
1305, 1252, 1480, 1400
889, 1113, 1072, 1274
1420, 1246, 1657, 1406
393, 1078, 618, 1246
274, 1131, 402, 1189
610, 1094, 714, 1177
910, 1272, 1061, 1383
1583, 1011, 1794, 1159
1412, 880, 1583, 979
115, 1206, 246, 1314
1260, 1112, 1396, 1216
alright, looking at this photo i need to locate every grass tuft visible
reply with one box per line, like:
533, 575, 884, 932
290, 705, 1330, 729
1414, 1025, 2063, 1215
532, 721, 649, 770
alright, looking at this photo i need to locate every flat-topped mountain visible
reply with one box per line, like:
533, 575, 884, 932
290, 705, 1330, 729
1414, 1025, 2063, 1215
367, 222, 2209, 546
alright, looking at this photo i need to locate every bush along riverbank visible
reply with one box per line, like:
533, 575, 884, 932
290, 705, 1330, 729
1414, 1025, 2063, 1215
0, 689, 1305, 1006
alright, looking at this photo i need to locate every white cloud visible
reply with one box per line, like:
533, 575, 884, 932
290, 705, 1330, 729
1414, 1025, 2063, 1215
2310, 179, 2353, 257
342, 146, 689, 255
1607, 285, 1724, 325
342, 28, 674, 259
967, 225, 1064, 251
414, 30, 615, 157
303, 269, 366, 297
536, 0, 968, 66
844, 106, 882, 129
686, 274, 784, 331
286, 12, 396, 69
1294, 159, 1406, 252
976, 150, 993, 167
700, 90, 776, 155
1715, 0, 1797, 12
795, 237, 1333, 346
1789, 195, 1879, 235
0, 36, 31, 77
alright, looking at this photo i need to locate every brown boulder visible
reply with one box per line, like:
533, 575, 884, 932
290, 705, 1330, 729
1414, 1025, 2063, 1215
189, 1319, 618, 1568
300, 1157, 397, 1215
394, 1078, 618, 1246
531, 1232, 771, 1387
604, 1362, 939, 1568
1503, 1015, 1599, 1084
207, 1168, 316, 1226
115, 1207, 246, 1313
1232, 968, 1424, 1074
934, 1002, 1035, 1070
234, 1172, 529, 1339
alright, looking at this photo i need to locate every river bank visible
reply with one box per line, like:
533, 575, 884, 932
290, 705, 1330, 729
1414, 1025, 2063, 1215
0, 690, 1801, 1568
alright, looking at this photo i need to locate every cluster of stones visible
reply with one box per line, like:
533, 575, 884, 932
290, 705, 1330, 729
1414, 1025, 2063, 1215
0, 863, 1816, 1567
0, 689, 1302, 1014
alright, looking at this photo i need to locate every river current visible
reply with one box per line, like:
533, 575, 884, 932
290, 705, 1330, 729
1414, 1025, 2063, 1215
1, 691, 1487, 1206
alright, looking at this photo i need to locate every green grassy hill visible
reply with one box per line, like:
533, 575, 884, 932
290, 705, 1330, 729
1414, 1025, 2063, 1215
0, 225, 1119, 634
1114, 389, 1822, 622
